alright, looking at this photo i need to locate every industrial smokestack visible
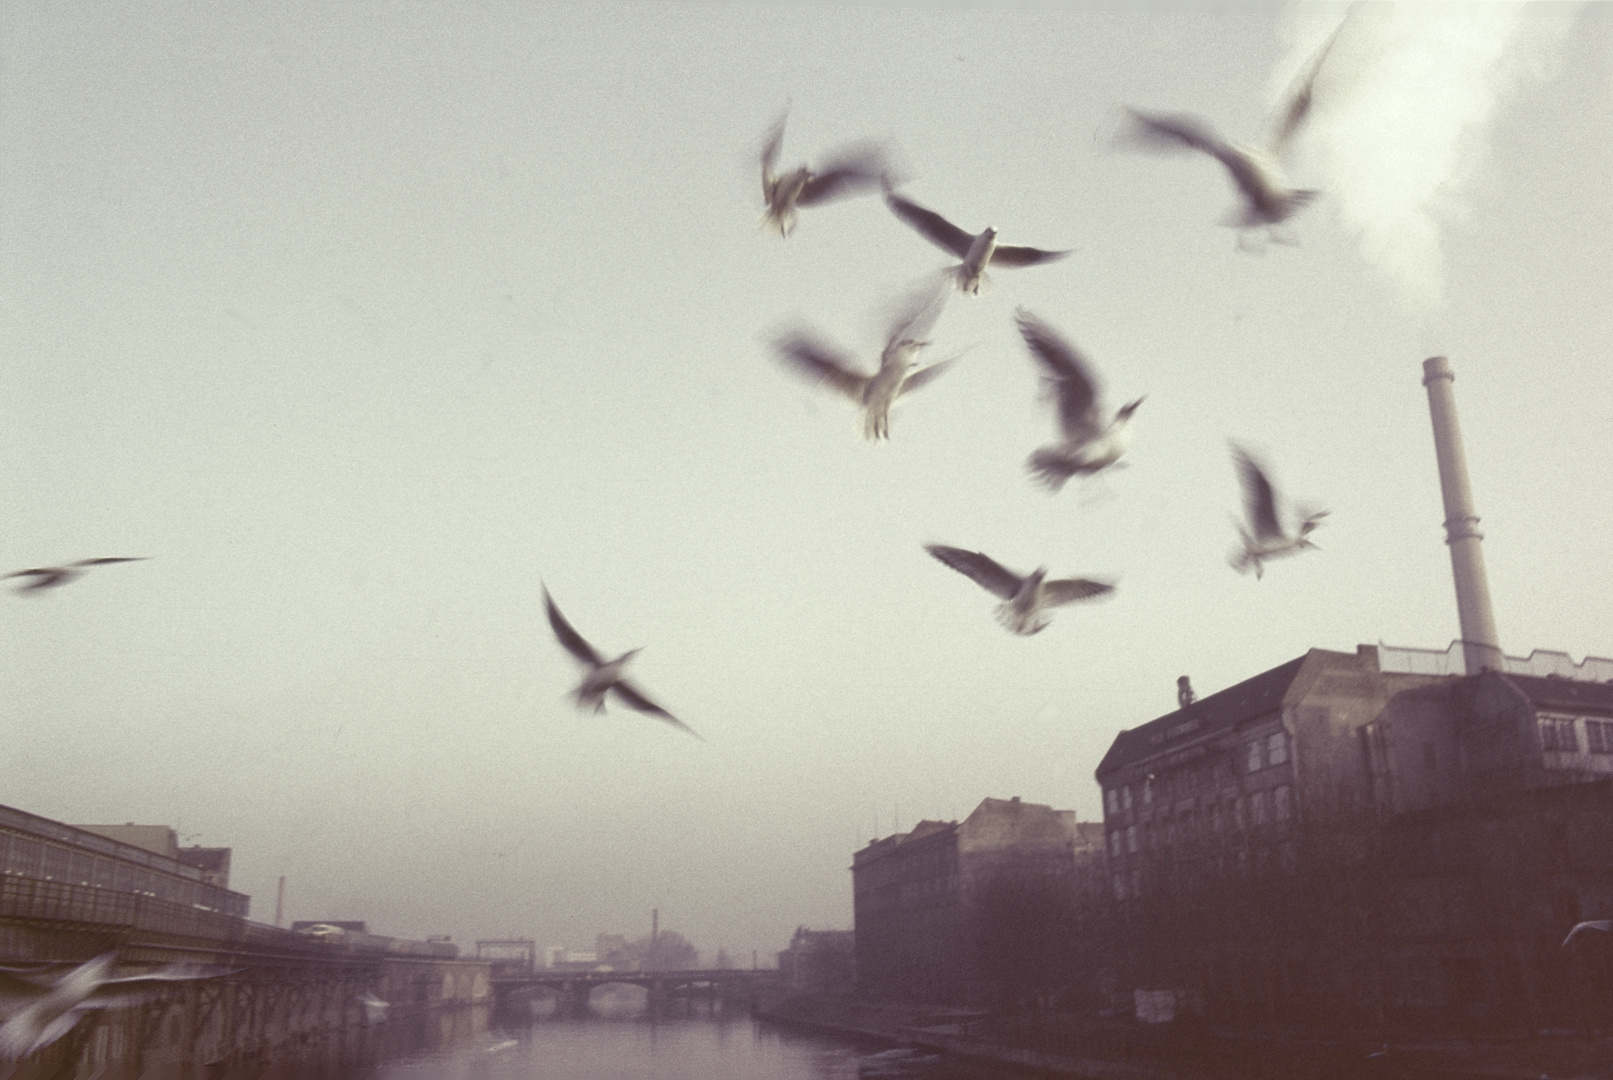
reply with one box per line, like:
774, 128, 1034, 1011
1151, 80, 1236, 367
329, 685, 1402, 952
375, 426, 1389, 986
1421, 357, 1502, 674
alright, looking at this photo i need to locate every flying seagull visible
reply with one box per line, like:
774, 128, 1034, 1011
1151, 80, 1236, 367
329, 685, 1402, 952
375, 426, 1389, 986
358, 991, 390, 1024
925, 544, 1113, 636
543, 588, 702, 741
0, 953, 235, 1060
3, 557, 147, 594
1563, 921, 1613, 948
1121, 6, 1358, 246
1014, 309, 1144, 491
884, 186, 1070, 295
759, 111, 892, 238
1229, 445, 1327, 578
774, 278, 954, 441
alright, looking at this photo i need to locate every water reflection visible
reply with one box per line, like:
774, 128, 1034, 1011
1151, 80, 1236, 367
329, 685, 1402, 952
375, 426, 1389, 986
371, 1001, 1022, 1080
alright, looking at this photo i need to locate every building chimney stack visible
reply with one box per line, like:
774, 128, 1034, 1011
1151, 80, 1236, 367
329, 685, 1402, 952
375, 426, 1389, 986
1421, 357, 1502, 674
1177, 676, 1196, 708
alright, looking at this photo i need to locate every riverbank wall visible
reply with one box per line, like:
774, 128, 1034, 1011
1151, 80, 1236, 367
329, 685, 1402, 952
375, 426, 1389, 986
753, 990, 1613, 1080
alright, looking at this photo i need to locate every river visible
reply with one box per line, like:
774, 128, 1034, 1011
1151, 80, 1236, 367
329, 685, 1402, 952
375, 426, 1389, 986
373, 996, 1015, 1080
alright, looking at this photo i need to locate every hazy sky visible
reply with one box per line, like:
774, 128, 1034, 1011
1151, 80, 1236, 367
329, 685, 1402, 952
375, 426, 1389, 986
3, 1, 1610, 963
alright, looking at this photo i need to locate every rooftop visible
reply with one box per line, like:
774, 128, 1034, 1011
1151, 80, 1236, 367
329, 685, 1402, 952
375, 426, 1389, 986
1095, 654, 1308, 778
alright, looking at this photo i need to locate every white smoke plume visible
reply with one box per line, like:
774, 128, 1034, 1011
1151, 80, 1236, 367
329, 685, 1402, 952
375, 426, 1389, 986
1276, 2, 1578, 311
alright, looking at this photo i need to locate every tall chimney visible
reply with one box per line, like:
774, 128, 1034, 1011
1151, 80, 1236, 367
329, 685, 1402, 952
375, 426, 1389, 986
1421, 357, 1502, 674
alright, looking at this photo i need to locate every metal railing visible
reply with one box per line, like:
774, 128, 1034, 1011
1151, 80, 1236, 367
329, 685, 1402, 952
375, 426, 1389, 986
0, 874, 246, 940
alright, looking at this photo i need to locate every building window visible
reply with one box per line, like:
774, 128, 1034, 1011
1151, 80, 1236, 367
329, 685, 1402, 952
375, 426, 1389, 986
1234, 797, 1246, 831
1113, 874, 1127, 901
1126, 825, 1138, 854
1246, 740, 1263, 773
1588, 719, 1613, 755
1539, 715, 1579, 753
1267, 731, 1288, 766
1142, 781, 1153, 806
1274, 785, 1292, 824
1130, 868, 1140, 896
1122, 786, 1133, 811
1105, 787, 1119, 815
1251, 791, 1269, 827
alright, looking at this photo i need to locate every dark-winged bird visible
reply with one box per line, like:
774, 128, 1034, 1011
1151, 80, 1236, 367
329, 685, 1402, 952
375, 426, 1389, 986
759, 111, 892, 238
884, 187, 1070, 295
3, 557, 147, 594
1121, 6, 1358, 245
926, 545, 1113, 636
1014, 309, 1143, 491
774, 277, 954, 441
1229, 445, 1327, 578
544, 589, 701, 741
0, 953, 235, 1060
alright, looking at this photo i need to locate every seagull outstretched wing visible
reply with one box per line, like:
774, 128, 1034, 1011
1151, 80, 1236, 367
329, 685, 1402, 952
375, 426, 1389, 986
1015, 310, 1101, 441
775, 334, 870, 402
1041, 578, 1115, 607
612, 682, 703, 741
1233, 446, 1284, 541
925, 545, 1023, 600
884, 193, 975, 258
1564, 920, 1613, 947
544, 589, 604, 667
798, 145, 889, 206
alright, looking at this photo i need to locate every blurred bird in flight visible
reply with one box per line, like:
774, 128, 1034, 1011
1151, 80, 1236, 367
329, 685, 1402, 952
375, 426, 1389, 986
926, 544, 1114, 636
883, 185, 1070, 295
544, 588, 702, 741
1563, 920, 1613, 948
3, 557, 147, 595
1014, 309, 1144, 492
1121, 4, 1360, 247
759, 110, 893, 238
0, 953, 234, 1060
773, 277, 955, 441
1228, 445, 1328, 578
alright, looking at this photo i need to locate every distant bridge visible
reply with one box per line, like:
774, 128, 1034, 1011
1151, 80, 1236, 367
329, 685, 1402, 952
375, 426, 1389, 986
491, 968, 777, 1015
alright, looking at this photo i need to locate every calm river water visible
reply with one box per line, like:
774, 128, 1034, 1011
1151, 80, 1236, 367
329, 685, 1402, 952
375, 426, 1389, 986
374, 999, 1013, 1080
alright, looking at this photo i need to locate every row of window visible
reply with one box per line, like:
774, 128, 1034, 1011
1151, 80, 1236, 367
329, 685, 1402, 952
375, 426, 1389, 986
0, 830, 246, 917
1104, 733, 1290, 817
1112, 842, 1300, 900
1107, 785, 1294, 859
1539, 713, 1613, 755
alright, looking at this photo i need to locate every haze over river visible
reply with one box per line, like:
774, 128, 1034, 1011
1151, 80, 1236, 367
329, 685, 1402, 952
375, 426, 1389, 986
378, 1007, 1006, 1080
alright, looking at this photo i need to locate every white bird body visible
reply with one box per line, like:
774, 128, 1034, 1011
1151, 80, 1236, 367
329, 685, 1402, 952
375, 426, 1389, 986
774, 279, 953, 441
884, 190, 1068, 295
359, 991, 390, 1024
1228, 446, 1327, 579
926, 545, 1113, 636
956, 228, 999, 295
1015, 310, 1143, 491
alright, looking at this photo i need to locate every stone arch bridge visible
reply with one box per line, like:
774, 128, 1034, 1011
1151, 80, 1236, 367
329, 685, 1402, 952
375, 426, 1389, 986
492, 968, 775, 1016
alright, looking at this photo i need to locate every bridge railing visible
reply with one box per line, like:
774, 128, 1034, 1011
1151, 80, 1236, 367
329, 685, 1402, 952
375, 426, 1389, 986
0, 874, 247, 940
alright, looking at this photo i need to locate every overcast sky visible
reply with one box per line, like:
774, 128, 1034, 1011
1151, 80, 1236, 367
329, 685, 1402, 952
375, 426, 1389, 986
3, 0, 1610, 963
